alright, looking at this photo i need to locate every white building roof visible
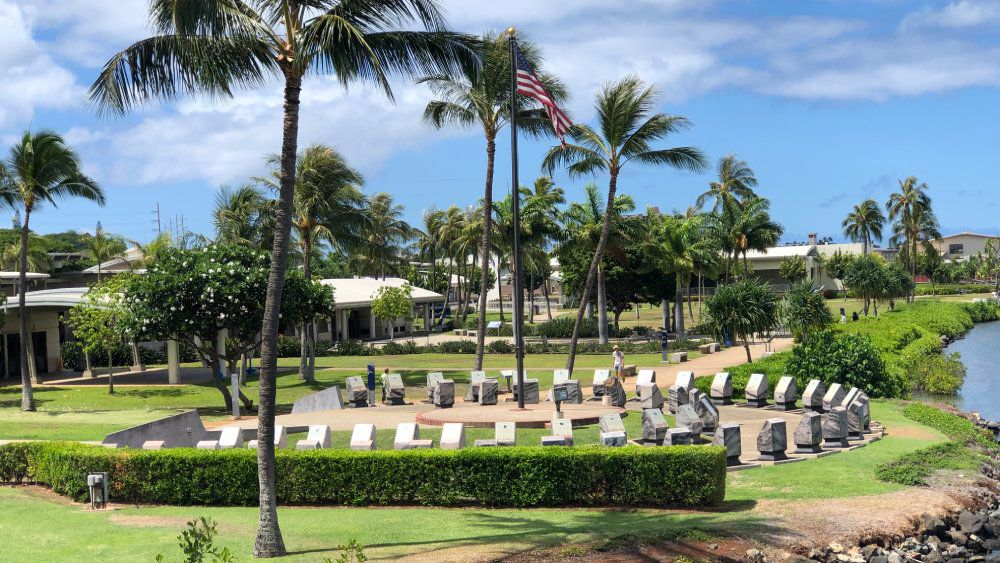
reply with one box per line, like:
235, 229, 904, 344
936, 232, 997, 241
319, 277, 445, 309
743, 245, 816, 260
0, 271, 50, 281
1, 287, 87, 311
83, 247, 143, 274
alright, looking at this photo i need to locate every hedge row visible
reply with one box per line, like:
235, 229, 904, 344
693, 351, 790, 401
914, 283, 996, 296
325, 337, 710, 357
902, 403, 999, 451
0, 442, 726, 508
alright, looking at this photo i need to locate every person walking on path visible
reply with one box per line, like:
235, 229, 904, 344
611, 345, 625, 381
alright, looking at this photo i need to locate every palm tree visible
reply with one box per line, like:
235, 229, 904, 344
887, 177, 937, 302
89, 1, 475, 555
86, 222, 127, 282
436, 206, 466, 325
712, 196, 783, 280
257, 144, 366, 382
421, 32, 565, 370
696, 155, 758, 215
542, 76, 707, 373
417, 208, 445, 297
128, 233, 173, 270
522, 177, 565, 321
352, 193, 411, 279
842, 199, 884, 255
0, 130, 104, 410
0, 235, 53, 272
213, 184, 276, 250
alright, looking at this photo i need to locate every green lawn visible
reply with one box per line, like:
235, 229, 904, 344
0, 401, 955, 561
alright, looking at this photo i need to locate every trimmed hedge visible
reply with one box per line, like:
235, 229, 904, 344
903, 403, 999, 451
915, 283, 995, 296
0, 442, 726, 508
693, 351, 789, 401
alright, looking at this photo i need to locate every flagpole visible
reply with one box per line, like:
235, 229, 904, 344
508, 28, 526, 410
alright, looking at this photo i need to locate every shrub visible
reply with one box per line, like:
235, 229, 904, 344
0, 442, 726, 508
785, 330, 904, 398
436, 340, 477, 354
535, 317, 601, 338
903, 403, 999, 450
693, 352, 790, 401
910, 352, 966, 395
488, 340, 513, 354
277, 335, 301, 357
915, 283, 995, 296
335, 340, 371, 356
875, 442, 976, 485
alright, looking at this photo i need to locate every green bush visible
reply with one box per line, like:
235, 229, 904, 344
488, 340, 513, 354
875, 442, 976, 485
903, 403, 998, 450
0, 442, 726, 508
436, 340, 477, 354
335, 340, 372, 356
915, 283, 995, 296
277, 335, 301, 357
535, 317, 601, 338
909, 352, 966, 395
693, 352, 789, 400
785, 330, 904, 398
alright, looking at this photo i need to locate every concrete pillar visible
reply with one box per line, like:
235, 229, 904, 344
216, 329, 227, 357
167, 339, 180, 384
26, 332, 39, 384
424, 304, 431, 334
130, 342, 146, 372
409, 304, 415, 335
83, 349, 94, 378
370, 311, 377, 339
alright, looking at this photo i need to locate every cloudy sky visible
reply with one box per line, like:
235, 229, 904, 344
4, 0, 1000, 244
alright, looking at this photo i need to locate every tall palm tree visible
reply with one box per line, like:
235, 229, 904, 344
258, 144, 366, 381
213, 184, 276, 250
436, 206, 465, 324
842, 198, 885, 255
0, 130, 104, 410
352, 193, 411, 279
420, 32, 565, 370
522, 177, 565, 320
542, 76, 707, 373
887, 176, 937, 302
696, 155, 758, 215
0, 235, 53, 273
417, 208, 445, 296
711, 196, 783, 280
89, 1, 475, 555
86, 222, 127, 282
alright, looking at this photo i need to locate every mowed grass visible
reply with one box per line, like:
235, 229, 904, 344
0, 400, 957, 561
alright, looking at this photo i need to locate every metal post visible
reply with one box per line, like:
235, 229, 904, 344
231, 373, 240, 419
509, 29, 526, 409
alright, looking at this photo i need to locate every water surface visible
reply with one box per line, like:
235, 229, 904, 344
945, 321, 1000, 420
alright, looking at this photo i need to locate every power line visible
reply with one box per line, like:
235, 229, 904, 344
152, 203, 161, 237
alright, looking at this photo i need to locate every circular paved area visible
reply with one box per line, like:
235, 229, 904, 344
415, 401, 627, 428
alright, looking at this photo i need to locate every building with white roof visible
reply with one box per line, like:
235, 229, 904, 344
316, 277, 445, 342
0, 287, 88, 378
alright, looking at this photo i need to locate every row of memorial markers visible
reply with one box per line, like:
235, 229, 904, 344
105, 368, 876, 467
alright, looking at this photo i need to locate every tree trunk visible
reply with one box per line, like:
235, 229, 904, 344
565, 173, 618, 375
597, 265, 608, 344
743, 339, 752, 363
474, 138, 496, 371
497, 278, 505, 322
528, 272, 535, 324
543, 277, 553, 320
209, 344, 234, 413
674, 278, 686, 341
18, 211, 35, 411
107, 345, 115, 395
661, 298, 669, 331
298, 238, 314, 382
613, 310, 622, 331
687, 281, 694, 321
253, 70, 301, 559
698, 274, 704, 318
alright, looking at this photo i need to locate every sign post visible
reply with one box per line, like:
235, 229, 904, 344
553, 384, 568, 420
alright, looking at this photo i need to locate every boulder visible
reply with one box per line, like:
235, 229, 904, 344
756, 418, 788, 461
711, 372, 733, 405
713, 423, 742, 465
793, 412, 824, 453
745, 373, 769, 407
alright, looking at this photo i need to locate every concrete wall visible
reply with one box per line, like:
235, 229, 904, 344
932, 234, 995, 261
2, 308, 62, 374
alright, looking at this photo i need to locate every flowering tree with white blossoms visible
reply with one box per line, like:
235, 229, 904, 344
124, 244, 331, 411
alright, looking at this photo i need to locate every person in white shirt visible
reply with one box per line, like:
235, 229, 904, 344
612, 345, 624, 381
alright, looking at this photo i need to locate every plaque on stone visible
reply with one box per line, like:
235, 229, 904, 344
345, 376, 368, 408
563, 380, 583, 404
675, 403, 704, 436
598, 412, 626, 446
694, 396, 720, 432
394, 422, 419, 450
637, 383, 664, 410
665, 427, 692, 445
641, 408, 668, 445
433, 379, 455, 408
464, 370, 487, 401
218, 426, 244, 449
383, 373, 406, 405
606, 378, 627, 407
675, 371, 695, 391
350, 423, 376, 451
667, 384, 690, 414
745, 373, 769, 407
478, 378, 499, 406
756, 418, 788, 461
553, 369, 570, 384
793, 412, 823, 453
440, 422, 466, 450
822, 406, 850, 448
774, 376, 798, 411
496, 421, 516, 446
713, 423, 742, 465
426, 372, 444, 401
822, 383, 846, 412
802, 379, 825, 413
592, 369, 610, 397
711, 372, 733, 405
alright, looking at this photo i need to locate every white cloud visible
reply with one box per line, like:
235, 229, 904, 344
901, 0, 1000, 30
0, 1, 80, 128
19, 0, 148, 66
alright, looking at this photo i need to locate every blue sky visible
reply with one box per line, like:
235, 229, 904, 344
3, 0, 1000, 245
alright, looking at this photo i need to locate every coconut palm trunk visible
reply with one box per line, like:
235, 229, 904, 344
675, 277, 686, 341
474, 139, 495, 370
298, 236, 315, 383
107, 344, 115, 395
566, 174, 617, 374
597, 265, 608, 343
17, 210, 36, 407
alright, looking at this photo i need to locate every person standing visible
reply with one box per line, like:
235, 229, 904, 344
612, 345, 625, 380
840, 308, 847, 324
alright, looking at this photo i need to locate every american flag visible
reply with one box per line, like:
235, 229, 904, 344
514, 42, 572, 144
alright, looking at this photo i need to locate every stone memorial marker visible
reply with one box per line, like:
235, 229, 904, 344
793, 412, 824, 453
711, 372, 733, 405
822, 383, 846, 412
745, 373, 769, 407
854, 394, 871, 432
196, 440, 220, 450
350, 423, 377, 451
299, 424, 331, 449
496, 421, 516, 447
499, 369, 515, 392
688, 388, 707, 407
426, 372, 444, 401
248, 425, 287, 450
440, 422, 466, 450
846, 401, 865, 440
713, 423, 742, 465
592, 369, 611, 397
382, 373, 405, 406
694, 396, 720, 432
599, 413, 627, 446
675, 403, 704, 436
802, 379, 825, 413
637, 383, 664, 410
636, 369, 656, 385
822, 407, 850, 448
641, 408, 668, 445
345, 376, 368, 408
474, 439, 499, 447
478, 378, 499, 406
410, 439, 434, 448
774, 376, 798, 411
142, 440, 166, 450
553, 369, 570, 384
841, 386, 861, 409
543, 418, 574, 446
675, 371, 695, 392
464, 370, 487, 401
667, 384, 690, 414
217, 426, 244, 449
102, 410, 208, 449
606, 378, 627, 407
562, 379, 583, 404
670, 352, 688, 363
666, 427, 692, 445
394, 423, 419, 450
514, 378, 540, 404
291, 386, 344, 414
433, 379, 455, 408
756, 418, 788, 461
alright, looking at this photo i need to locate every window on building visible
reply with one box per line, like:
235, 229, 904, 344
949, 243, 964, 255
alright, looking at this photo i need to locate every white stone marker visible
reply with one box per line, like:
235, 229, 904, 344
440, 422, 466, 450
495, 422, 516, 447
350, 423, 377, 451
675, 371, 695, 391
296, 424, 331, 450
218, 426, 244, 449
247, 425, 287, 449
394, 423, 419, 450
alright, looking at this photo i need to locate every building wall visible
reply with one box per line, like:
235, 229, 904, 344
1, 309, 62, 375
932, 235, 995, 261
